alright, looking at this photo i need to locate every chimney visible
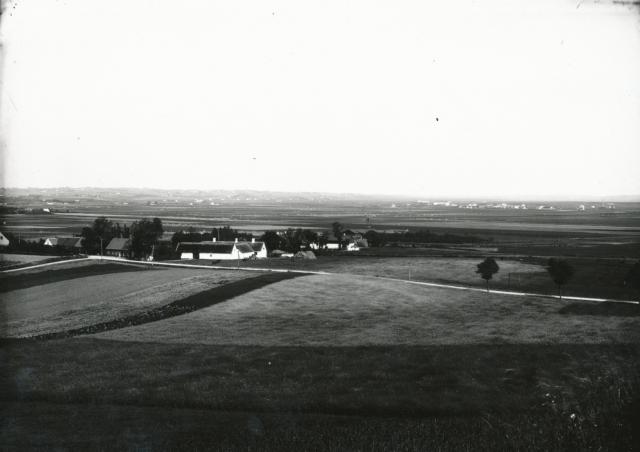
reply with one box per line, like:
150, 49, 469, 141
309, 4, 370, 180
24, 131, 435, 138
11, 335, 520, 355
252, 238, 255, 243
234, 238, 238, 243
212, 237, 216, 242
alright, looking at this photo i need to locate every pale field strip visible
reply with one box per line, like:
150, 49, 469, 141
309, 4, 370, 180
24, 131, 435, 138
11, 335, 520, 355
1, 268, 257, 338
3, 255, 638, 304
0, 254, 59, 263
95, 274, 640, 346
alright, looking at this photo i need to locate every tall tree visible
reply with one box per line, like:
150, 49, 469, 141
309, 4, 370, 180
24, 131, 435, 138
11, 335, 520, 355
81, 216, 113, 254
364, 230, 382, 247
260, 231, 283, 254
331, 222, 344, 249
301, 229, 319, 248
546, 258, 574, 299
130, 217, 164, 259
476, 257, 500, 292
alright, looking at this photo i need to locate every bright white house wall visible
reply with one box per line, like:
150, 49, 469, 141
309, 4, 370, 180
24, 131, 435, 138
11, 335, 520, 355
197, 249, 254, 260
326, 243, 340, 250
0, 232, 9, 247
254, 245, 267, 259
180, 245, 256, 260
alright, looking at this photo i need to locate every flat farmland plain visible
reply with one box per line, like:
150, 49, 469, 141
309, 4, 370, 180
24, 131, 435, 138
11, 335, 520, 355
4, 201, 640, 240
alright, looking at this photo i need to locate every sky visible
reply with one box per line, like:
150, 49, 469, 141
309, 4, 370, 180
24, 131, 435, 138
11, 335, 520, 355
1, 0, 639, 199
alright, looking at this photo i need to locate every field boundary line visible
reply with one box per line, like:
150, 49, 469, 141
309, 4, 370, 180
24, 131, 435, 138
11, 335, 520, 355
3, 255, 638, 305
84, 256, 334, 276
0, 257, 93, 273
375, 276, 640, 305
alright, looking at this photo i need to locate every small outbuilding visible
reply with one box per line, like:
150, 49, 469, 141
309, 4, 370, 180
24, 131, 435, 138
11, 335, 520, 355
294, 250, 316, 259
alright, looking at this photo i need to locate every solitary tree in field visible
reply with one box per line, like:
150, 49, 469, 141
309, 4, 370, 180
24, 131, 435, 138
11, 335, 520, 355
477, 257, 500, 292
547, 258, 574, 300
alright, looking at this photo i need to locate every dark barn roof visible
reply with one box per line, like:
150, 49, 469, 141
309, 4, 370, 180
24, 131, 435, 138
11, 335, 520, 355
178, 242, 234, 253
106, 238, 130, 251
249, 241, 265, 252
57, 237, 83, 248
235, 243, 255, 253
177, 241, 257, 254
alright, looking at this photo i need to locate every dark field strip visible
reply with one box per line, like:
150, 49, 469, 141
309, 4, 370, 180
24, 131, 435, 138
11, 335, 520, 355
1, 340, 638, 450
0, 262, 147, 293
2, 401, 636, 452
15, 272, 304, 341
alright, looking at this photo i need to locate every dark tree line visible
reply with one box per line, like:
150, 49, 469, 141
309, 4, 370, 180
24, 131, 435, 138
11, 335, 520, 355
171, 226, 252, 249
81, 217, 131, 254
260, 229, 319, 253
0, 232, 76, 255
81, 216, 163, 259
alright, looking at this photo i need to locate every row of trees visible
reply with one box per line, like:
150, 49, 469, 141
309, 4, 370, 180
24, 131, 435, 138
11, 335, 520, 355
260, 229, 320, 253
170, 226, 251, 249
330, 221, 487, 249
476, 257, 576, 298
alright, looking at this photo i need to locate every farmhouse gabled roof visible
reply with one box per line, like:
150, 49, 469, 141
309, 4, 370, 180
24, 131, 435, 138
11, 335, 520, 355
57, 237, 83, 248
106, 238, 131, 251
177, 242, 234, 254
249, 241, 265, 252
235, 243, 255, 253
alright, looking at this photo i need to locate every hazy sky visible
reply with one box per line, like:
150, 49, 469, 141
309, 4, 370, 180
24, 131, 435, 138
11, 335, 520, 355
1, 0, 639, 199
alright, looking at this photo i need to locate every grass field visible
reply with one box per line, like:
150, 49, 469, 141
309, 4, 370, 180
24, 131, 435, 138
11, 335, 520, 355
0, 253, 75, 270
96, 274, 640, 346
2, 263, 639, 450
186, 255, 640, 300
2, 340, 638, 450
1, 263, 261, 338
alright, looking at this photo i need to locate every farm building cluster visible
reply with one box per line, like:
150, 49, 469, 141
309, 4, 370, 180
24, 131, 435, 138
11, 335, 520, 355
0, 227, 370, 261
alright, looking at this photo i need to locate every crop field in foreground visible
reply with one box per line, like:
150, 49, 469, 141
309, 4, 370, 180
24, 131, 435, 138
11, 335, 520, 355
96, 274, 640, 346
2, 263, 639, 450
1, 263, 261, 338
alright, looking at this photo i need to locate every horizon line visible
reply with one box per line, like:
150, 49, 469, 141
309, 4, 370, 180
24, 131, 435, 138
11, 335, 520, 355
1, 186, 639, 203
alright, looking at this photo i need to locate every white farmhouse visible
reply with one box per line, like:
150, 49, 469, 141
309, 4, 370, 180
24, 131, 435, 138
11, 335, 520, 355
177, 239, 257, 260
249, 238, 268, 259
